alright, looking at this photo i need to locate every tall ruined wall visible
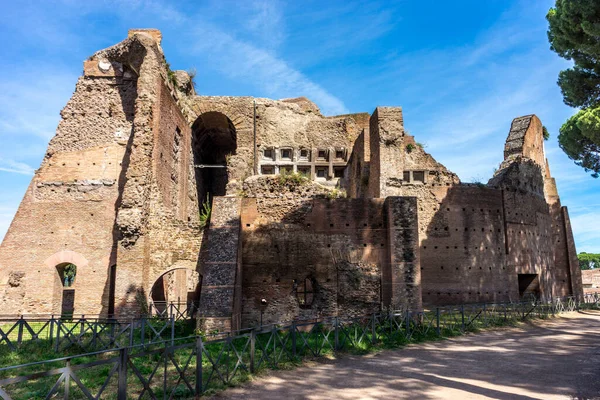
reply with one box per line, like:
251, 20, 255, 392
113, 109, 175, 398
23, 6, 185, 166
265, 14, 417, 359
0, 30, 205, 316
144, 78, 203, 309
239, 176, 419, 327
368, 107, 405, 198
350, 111, 582, 305
345, 130, 368, 198
0, 37, 143, 315
490, 115, 582, 300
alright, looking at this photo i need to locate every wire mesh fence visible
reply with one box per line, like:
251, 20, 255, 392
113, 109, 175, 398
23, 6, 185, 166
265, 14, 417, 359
0, 294, 598, 399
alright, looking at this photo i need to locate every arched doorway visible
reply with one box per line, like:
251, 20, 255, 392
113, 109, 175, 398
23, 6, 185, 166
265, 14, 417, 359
150, 268, 202, 317
191, 112, 237, 203
56, 263, 77, 318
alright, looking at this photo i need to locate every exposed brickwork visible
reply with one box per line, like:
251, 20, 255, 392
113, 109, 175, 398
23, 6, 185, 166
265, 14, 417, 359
0, 30, 583, 330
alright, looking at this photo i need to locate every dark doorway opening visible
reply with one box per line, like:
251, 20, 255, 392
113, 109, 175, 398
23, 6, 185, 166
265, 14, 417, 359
191, 112, 237, 204
56, 263, 77, 318
150, 269, 202, 317
61, 289, 75, 319
108, 264, 116, 317
518, 273, 540, 300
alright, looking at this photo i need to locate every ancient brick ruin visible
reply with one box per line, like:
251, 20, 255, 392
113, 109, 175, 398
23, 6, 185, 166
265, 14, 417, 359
0, 30, 583, 331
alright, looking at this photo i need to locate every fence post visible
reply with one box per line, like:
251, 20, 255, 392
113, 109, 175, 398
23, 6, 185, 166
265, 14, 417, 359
128, 320, 134, 347
250, 329, 256, 373
291, 322, 297, 359
334, 317, 340, 351
171, 317, 175, 346
50, 315, 55, 345
17, 316, 24, 347
55, 319, 61, 352
110, 321, 116, 347
65, 359, 71, 398
91, 319, 97, 349
405, 310, 410, 339
461, 305, 465, 332
436, 308, 440, 336
196, 336, 203, 395
141, 318, 145, 347
482, 303, 487, 327
117, 347, 128, 400
371, 314, 377, 345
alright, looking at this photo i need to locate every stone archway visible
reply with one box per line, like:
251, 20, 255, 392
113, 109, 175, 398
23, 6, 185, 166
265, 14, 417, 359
150, 268, 202, 316
191, 111, 237, 204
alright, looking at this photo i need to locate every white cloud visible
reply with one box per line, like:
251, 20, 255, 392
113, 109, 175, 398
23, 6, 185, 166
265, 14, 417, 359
0, 159, 35, 176
187, 24, 348, 115
245, 0, 286, 50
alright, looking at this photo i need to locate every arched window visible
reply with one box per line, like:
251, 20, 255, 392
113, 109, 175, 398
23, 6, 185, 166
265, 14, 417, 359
297, 277, 315, 308
56, 263, 77, 287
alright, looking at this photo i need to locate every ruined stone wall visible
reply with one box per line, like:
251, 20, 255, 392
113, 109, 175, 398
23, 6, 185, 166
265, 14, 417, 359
419, 186, 513, 304
239, 176, 419, 327
198, 197, 242, 332
144, 78, 203, 309
350, 111, 580, 305
344, 130, 368, 198
367, 107, 407, 198
0, 53, 138, 315
0, 30, 208, 317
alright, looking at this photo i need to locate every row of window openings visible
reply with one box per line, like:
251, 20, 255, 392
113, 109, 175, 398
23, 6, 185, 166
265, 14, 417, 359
261, 165, 345, 179
262, 148, 347, 162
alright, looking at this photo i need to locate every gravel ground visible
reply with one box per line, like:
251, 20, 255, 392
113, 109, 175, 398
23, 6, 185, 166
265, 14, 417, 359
212, 310, 600, 399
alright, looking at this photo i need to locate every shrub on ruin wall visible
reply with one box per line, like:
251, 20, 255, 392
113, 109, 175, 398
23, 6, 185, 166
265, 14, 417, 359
199, 195, 212, 229
276, 171, 309, 187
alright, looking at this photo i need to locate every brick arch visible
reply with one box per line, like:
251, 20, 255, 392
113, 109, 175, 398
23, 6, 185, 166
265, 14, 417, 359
44, 250, 89, 270
188, 103, 252, 133
149, 266, 202, 314
45, 250, 89, 315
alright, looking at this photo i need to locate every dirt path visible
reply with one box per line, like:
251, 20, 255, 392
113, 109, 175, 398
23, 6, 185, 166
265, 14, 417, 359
212, 311, 600, 399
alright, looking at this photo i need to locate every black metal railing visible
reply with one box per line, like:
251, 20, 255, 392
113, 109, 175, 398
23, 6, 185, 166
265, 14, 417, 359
148, 301, 199, 321
0, 301, 198, 354
0, 294, 598, 399
0, 315, 178, 353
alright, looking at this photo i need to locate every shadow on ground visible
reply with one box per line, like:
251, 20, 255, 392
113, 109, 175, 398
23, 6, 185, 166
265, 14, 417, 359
212, 311, 600, 400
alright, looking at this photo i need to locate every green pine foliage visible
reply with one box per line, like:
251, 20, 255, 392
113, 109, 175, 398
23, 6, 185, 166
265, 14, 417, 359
547, 1, 600, 176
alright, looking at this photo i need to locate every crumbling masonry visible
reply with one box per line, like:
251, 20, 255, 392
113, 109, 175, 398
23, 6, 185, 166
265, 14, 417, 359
0, 30, 583, 331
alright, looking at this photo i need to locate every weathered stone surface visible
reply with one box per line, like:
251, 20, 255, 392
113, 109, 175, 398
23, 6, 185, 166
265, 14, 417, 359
0, 29, 582, 328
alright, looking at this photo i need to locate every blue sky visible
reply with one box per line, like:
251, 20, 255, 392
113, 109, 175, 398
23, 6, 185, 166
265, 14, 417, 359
0, 0, 598, 252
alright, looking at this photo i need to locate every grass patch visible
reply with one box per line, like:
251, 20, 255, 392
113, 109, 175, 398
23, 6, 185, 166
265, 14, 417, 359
1, 303, 597, 398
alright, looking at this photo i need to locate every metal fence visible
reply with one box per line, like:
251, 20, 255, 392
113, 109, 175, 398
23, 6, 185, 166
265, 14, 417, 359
148, 302, 199, 321
0, 294, 598, 399
0, 315, 180, 353
0, 302, 199, 354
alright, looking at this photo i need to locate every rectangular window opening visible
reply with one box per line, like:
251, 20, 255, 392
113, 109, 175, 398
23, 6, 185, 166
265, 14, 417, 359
413, 171, 425, 183
261, 165, 275, 175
